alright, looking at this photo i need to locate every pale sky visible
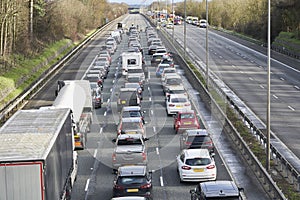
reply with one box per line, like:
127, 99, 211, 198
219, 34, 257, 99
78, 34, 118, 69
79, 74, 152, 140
109, 0, 184, 5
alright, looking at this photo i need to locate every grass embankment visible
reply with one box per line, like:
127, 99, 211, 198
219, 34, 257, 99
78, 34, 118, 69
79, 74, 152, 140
0, 39, 75, 110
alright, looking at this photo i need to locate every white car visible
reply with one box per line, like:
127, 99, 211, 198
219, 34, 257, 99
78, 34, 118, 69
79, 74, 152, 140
161, 67, 177, 82
166, 22, 174, 29
177, 149, 217, 182
166, 94, 191, 115
199, 19, 208, 28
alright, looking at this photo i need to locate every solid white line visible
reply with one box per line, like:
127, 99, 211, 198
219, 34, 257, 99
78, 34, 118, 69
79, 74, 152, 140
93, 149, 97, 158
85, 179, 90, 191
156, 147, 159, 155
239, 71, 244, 74
160, 176, 164, 187
288, 106, 295, 111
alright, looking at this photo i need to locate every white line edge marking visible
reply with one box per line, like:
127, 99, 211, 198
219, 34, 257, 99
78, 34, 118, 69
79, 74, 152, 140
153, 126, 156, 132
288, 106, 295, 111
85, 179, 90, 191
160, 176, 164, 187
156, 147, 159, 155
93, 149, 97, 158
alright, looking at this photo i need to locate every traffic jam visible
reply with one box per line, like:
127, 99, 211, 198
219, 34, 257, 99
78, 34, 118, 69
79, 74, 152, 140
80, 15, 244, 200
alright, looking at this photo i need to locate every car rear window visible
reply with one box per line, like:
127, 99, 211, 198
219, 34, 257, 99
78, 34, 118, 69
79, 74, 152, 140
181, 113, 194, 119
171, 98, 187, 103
185, 158, 211, 166
187, 136, 211, 143
117, 138, 142, 145
118, 176, 147, 185
122, 111, 141, 118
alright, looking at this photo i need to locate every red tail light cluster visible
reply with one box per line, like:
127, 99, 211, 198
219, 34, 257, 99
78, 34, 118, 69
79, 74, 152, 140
169, 104, 175, 107
114, 184, 124, 189
142, 152, 147, 160
206, 164, 215, 169
112, 153, 116, 162
181, 166, 191, 170
140, 183, 151, 189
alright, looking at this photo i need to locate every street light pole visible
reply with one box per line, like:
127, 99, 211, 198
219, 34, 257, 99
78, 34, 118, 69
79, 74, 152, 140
266, 0, 271, 171
172, 0, 174, 43
183, 0, 186, 58
205, 0, 209, 89
29, 0, 34, 43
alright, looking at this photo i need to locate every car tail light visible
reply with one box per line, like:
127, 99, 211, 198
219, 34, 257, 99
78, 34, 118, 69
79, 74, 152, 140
114, 184, 124, 189
185, 142, 192, 145
169, 104, 175, 107
96, 97, 101, 101
140, 183, 151, 189
205, 141, 213, 145
184, 103, 190, 106
142, 152, 147, 160
207, 164, 215, 169
181, 166, 191, 170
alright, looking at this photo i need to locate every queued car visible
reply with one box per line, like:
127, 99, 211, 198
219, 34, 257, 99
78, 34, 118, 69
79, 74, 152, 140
166, 94, 191, 115
165, 85, 188, 99
126, 74, 144, 90
162, 74, 183, 92
91, 87, 102, 109
121, 106, 145, 124
117, 117, 145, 136
113, 165, 152, 198
117, 88, 141, 110
190, 180, 244, 200
176, 149, 217, 182
199, 19, 208, 28
161, 67, 177, 82
180, 129, 214, 153
174, 110, 200, 134
111, 197, 147, 200
166, 22, 174, 29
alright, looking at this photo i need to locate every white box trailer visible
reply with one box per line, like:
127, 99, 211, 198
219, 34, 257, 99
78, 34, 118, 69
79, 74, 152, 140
55, 80, 93, 150
122, 52, 143, 76
0, 108, 74, 200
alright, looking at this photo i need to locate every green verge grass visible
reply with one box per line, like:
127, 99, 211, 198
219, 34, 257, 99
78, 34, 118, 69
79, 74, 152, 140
0, 39, 75, 109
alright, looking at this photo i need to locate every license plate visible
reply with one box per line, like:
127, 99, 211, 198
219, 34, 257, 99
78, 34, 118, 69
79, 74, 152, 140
184, 122, 192, 125
193, 168, 204, 172
121, 100, 126, 104
127, 188, 139, 192
176, 105, 182, 108
127, 131, 136, 134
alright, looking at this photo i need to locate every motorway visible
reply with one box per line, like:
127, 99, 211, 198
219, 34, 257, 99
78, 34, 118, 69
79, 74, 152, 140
168, 23, 300, 160
23, 14, 272, 199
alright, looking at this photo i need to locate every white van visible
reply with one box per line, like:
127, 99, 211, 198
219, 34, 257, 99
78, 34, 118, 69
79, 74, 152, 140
121, 52, 143, 76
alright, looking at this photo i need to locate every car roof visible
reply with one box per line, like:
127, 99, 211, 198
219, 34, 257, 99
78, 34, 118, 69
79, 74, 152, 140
183, 148, 210, 158
199, 181, 239, 197
178, 110, 195, 114
121, 117, 142, 123
184, 129, 209, 136
117, 133, 143, 140
122, 106, 141, 111
169, 93, 189, 99
111, 197, 147, 200
118, 165, 147, 176
167, 85, 185, 91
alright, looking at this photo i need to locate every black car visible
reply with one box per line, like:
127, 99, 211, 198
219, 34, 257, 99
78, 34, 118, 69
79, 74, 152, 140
190, 180, 244, 200
113, 165, 152, 198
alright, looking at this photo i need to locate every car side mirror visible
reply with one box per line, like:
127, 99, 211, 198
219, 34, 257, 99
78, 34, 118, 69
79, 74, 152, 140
143, 138, 149, 141
112, 138, 116, 143
238, 187, 244, 192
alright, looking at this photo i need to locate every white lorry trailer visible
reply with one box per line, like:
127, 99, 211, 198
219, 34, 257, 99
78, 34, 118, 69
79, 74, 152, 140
55, 80, 93, 150
0, 108, 75, 200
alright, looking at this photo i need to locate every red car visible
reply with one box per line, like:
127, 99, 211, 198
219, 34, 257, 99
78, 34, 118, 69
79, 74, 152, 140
174, 110, 200, 134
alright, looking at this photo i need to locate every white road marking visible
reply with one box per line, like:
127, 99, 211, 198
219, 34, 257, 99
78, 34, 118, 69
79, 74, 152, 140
153, 126, 156, 132
294, 86, 300, 90
249, 77, 253, 81
273, 95, 278, 99
260, 85, 264, 89
280, 77, 285, 81
104, 111, 107, 116
107, 99, 110, 103
100, 127, 103, 134
85, 179, 90, 191
288, 106, 295, 111
160, 176, 164, 187
93, 149, 97, 158
156, 147, 159, 155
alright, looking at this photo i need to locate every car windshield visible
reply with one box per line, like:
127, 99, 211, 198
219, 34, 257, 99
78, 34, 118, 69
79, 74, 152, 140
171, 98, 187, 103
118, 176, 147, 185
117, 138, 142, 145
185, 158, 211, 166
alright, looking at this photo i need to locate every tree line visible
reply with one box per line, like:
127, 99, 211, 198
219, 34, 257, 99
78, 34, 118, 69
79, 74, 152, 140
0, 0, 128, 69
153, 0, 299, 43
